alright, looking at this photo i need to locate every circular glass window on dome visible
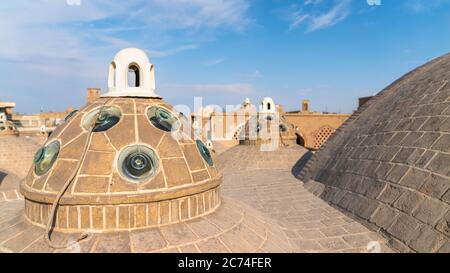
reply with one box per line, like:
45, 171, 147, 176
118, 145, 159, 182
82, 106, 121, 132
147, 106, 180, 132
196, 139, 214, 166
34, 141, 60, 176
64, 110, 78, 122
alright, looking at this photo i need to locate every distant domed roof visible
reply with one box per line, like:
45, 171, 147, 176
298, 53, 450, 252
239, 114, 297, 147
0, 120, 19, 136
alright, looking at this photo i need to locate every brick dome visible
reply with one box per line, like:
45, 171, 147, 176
239, 114, 297, 147
298, 53, 450, 252
0, 120, 19, 137
20, 49, 221, 232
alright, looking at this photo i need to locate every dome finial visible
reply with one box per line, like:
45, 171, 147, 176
102, 48, 161, 98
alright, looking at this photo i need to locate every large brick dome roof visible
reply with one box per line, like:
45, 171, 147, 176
298, 53, 450, 252
20, 97, 222, 231
20, 48, 222, 232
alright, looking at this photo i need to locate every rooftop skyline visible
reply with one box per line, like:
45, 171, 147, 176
1, 0, 449, 114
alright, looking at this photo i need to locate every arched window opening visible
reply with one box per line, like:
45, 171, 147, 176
108, 62, 117, 88
296, 133, 305, 147
128, 64, 140, 87
267, 103, 271, 110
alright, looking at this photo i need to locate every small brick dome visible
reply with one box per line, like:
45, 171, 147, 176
239, 114, 297, 147
20, 49, 221, 232
0, 120, 19, 137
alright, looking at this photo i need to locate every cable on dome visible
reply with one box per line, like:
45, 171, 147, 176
44, 98, 113, 249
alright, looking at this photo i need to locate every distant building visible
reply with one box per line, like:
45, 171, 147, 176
284, 100, 351, 150
0, 101, 19, 136
6, 88, 96, 136
192, 98, 354, 150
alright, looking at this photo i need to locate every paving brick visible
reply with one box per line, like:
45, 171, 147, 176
392, 148, 416, 164
377, 184, 403, 204
431, 134, 450, 153
320, 226, 348, 237
435, 210, 450, 236
317, 238, 350, 251
427, 153, 450, 176
409, 226, 447, 253
393, 190, 424, 214
414, 150, 436, 169
370, 204, 399, 229
419, 174, 450, 199
437, 241, 450, 253
387, 214, 420, 243
399, 168, 429, 190
412, 198, 447, 226
385, 165, 409, 183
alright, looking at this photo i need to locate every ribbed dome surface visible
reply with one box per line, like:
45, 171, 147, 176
298, 53, 450, 253
21, 97, 221, 231
239, 115, 297, 147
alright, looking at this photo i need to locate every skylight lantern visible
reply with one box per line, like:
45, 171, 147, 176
102, 48, 161, 98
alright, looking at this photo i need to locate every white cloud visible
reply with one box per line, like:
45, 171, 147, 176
285, 0, 352, 32
0, 0, 252, 112
308, 0, 352, 32
288, 12, 310, 32
0, 0, 251, 63
140, 0, 251, 31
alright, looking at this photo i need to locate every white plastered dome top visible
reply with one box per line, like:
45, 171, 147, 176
260, 97, 275, 114
102, 48, 161, 98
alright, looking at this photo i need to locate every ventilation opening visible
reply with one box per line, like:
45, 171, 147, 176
128, 64, 140, 87
313, 126, 334, 149
108, 62, 117, 88
296, 133, 305, 147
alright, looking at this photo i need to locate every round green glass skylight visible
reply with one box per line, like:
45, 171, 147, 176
147, 106, 180, 132
196, 139, 213, 166
34, 141, 60, 176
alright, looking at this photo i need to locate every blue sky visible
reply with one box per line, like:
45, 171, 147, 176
0, 0, 449, 114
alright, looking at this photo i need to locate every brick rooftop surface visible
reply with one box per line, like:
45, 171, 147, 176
0, 197, 293, 253
0, 148, 394, 253
221, 168, 393, 253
